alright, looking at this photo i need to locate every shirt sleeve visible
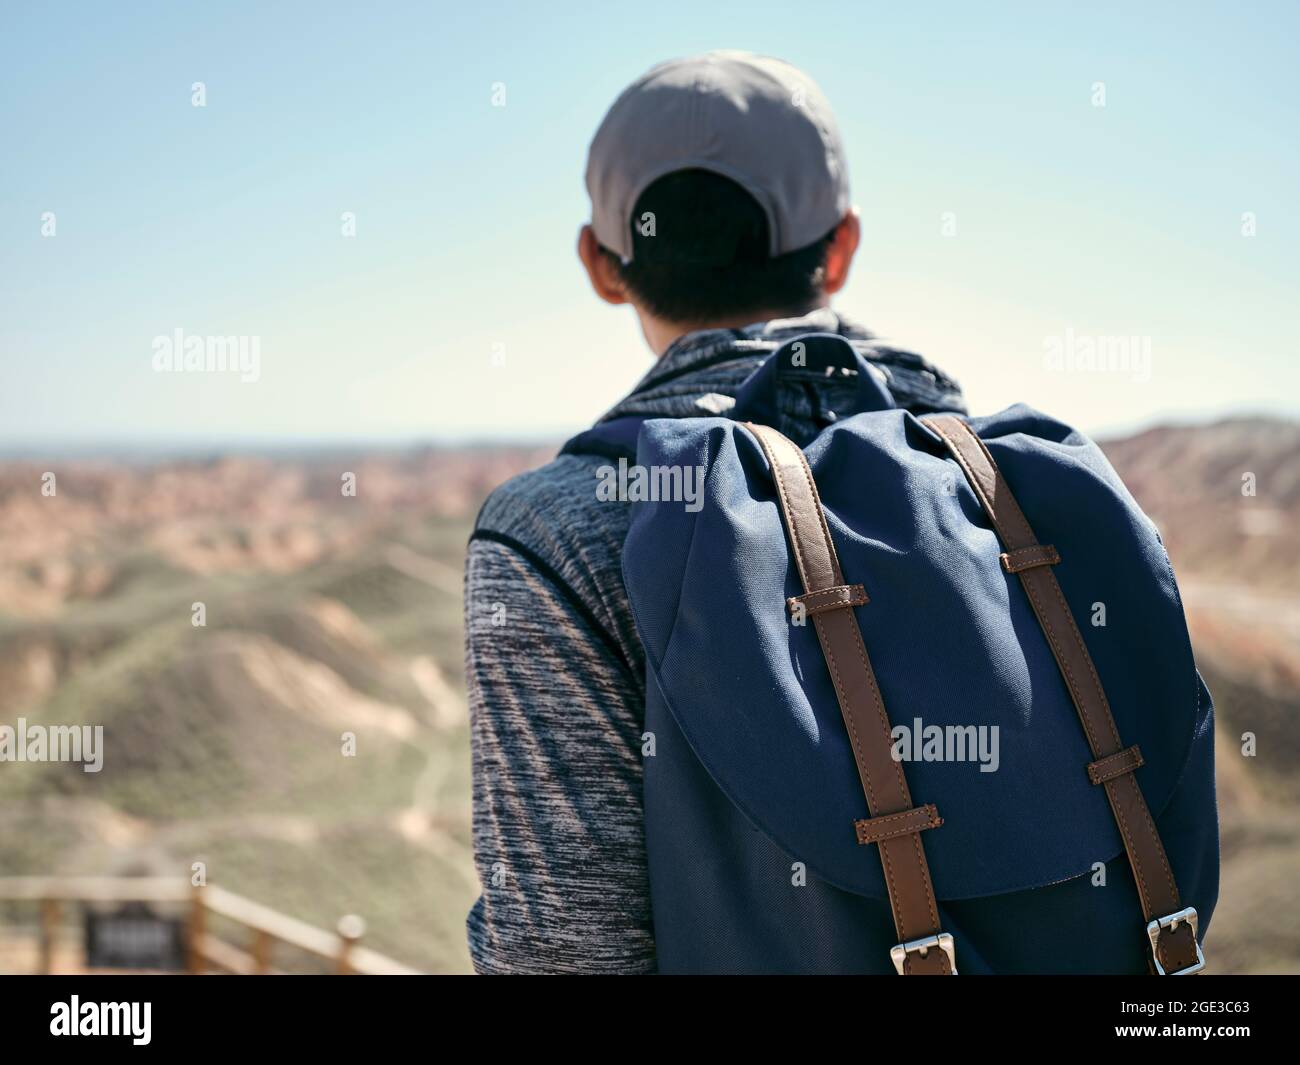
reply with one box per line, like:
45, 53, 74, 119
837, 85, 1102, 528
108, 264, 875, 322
463, 535, 656, 974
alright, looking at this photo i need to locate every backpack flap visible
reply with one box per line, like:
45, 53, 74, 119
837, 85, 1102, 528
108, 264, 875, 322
622, 405, 1212, 903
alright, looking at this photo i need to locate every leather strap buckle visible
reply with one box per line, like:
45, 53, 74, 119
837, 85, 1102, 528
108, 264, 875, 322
1147, 907, 1205, 975
890, 932, 958, 975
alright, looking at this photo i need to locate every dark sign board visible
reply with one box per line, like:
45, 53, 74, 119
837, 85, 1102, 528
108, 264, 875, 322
84, 902, 186, 971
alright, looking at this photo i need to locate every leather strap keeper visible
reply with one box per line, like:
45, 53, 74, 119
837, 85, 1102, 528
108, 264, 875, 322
788, 583, 869, 617
1088, 745, 1145, 785
1000, 544, 1061, 573
855, 804, 944, 845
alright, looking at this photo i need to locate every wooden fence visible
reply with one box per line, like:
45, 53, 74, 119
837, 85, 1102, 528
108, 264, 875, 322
0, 877, 421, 975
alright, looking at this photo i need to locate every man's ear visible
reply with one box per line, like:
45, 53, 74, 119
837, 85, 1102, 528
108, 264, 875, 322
577, 224, 629, 306
822, 209, 861, 296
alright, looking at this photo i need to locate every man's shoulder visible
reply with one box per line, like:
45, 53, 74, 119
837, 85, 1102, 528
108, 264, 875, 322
471, 451, 633, 603
475, 450, 623, 541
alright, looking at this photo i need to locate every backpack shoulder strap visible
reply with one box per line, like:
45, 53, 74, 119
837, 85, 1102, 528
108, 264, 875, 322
925, 414, 1205, 976
743, 421, 955, 976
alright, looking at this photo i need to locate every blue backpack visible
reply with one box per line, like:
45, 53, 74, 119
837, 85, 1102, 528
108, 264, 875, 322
565, 333, 1218, 974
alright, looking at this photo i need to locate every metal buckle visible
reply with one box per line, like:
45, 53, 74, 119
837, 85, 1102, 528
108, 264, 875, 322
890, 932, 958, 975
1147, 907, 1206, 975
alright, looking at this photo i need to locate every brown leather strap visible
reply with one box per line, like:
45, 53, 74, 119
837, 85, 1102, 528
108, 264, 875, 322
744, 422, 953, 975
927, 415, 1202, 975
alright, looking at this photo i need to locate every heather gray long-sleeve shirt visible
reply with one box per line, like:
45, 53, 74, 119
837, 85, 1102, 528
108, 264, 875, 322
463, 309, 964, 974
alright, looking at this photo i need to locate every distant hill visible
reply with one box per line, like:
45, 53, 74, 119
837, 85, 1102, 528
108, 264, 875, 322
1102, 417, 1300, 589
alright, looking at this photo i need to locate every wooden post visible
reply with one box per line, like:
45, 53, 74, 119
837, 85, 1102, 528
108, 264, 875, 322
335, 915, 365, 975
186, 883, 206, 975
251, 929, 272, 974
38, 898, 60, 975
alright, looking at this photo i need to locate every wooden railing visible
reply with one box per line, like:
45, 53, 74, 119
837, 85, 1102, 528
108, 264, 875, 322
0, 877, 421, 975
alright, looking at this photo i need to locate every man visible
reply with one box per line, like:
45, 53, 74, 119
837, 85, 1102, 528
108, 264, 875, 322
464, 51, 964, 973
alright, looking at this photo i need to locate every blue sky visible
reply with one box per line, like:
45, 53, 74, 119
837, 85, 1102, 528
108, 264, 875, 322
2, 0, 1297, 448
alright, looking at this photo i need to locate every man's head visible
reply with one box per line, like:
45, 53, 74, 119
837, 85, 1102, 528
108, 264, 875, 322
578, 51, 861, 354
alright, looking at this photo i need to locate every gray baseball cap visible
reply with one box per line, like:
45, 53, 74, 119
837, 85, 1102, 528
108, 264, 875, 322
585, 50, 851, 262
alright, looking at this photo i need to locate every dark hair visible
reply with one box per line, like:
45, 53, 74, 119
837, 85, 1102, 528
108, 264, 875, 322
602, 169, 835, 323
